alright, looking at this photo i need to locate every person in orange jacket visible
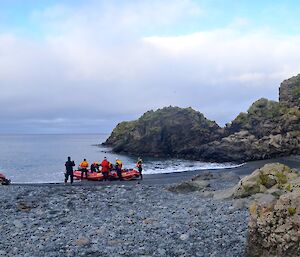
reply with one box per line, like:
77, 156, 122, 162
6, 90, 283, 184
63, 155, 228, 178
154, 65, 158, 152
80, 158, 89, 179
115, 158, 123, 181
101, 157, 110, 181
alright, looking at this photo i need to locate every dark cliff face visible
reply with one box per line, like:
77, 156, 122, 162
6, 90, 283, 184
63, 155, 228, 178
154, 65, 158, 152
279, 74, 300, 109
225, 98, 300, 138
105, 106, 222, 157
105, 75, 300, 162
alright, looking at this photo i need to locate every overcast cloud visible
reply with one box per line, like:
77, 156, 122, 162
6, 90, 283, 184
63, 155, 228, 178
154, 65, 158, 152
1, 0, 300, 133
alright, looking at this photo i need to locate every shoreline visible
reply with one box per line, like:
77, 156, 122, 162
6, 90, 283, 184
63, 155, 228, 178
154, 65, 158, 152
10, 155, 300, 187
1, 155, 299, 257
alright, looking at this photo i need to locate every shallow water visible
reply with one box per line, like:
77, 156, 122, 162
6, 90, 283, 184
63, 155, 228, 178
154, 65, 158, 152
0, 134, 240, 183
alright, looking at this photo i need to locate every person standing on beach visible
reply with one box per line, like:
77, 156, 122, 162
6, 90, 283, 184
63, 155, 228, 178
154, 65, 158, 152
65, 156, 75, 184
80, 158, 89, 179
101, 157, 110, 181
136, 157, 143, 180
115, 158, 123, 180
90, 162, 100, 173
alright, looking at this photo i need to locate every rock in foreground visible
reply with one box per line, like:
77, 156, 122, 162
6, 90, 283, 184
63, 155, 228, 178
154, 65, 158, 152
246, 191, 300, 257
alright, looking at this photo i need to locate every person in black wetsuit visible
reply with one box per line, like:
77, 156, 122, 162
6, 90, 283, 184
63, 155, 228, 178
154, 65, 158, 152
90, 162, 100, 173
65, 156, 75, 184
136, 157, 143, 180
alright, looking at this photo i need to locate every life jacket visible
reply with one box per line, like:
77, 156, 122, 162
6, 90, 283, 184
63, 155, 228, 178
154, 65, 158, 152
101, 159, 110, 172
136, 160, 142, 168
116, 159, 122, 168
80, 161, 89, 168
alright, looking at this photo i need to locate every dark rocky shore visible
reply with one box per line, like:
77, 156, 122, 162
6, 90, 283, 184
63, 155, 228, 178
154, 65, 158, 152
0, 184, 247, 257
104, 74, 300, 162
1, 156, 300, 257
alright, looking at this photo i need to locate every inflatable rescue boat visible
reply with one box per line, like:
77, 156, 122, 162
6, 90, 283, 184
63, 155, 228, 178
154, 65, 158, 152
73, 170, 104, 181
0, 173, 11, 185
110, 169, 140, 180
73, 169, 140, 181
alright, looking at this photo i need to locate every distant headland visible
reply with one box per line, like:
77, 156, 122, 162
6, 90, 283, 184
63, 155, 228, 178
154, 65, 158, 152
104, 74, 300, 162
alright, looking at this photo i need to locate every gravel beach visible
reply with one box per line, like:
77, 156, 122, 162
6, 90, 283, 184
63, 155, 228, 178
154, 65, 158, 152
1, 155, 299, 257
0, 184, 247, 257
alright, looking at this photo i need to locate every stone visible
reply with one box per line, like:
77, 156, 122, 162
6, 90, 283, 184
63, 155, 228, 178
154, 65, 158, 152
75, 238, 90, 247
13, 220, 24, 229
232, 199, 248, 210
0, 250, 7, 256
179, 234, 189, 241
167, 180, 210, 193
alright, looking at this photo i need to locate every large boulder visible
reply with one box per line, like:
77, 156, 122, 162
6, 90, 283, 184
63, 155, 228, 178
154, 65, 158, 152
104, 106, 222, 157
232, 163, 300, 198
246, 191, 300, 257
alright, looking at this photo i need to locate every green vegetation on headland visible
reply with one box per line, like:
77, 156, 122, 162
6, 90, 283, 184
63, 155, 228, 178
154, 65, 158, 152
104, 74, 300, 162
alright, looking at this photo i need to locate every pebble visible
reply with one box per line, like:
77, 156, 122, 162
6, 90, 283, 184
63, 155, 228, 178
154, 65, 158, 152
180, 234, 189, 241
0, 184, 248, 257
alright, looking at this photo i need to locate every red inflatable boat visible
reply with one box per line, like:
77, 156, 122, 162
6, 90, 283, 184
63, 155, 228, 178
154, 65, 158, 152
0, 173, 11, 185
73, 170, 104, 181
73, 169, 140, 181
110, 169, 140, 181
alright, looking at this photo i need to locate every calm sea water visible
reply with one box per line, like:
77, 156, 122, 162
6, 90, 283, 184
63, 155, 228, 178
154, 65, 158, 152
0, 134, 240, 183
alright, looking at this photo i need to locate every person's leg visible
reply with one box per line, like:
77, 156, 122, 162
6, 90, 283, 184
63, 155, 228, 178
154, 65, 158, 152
65, 173, 68, 183
139, 168, 143, 180
70, 172, 74, 184
117, 169, 122, 180
81, 170, 83, 180
84, 169, 88, 178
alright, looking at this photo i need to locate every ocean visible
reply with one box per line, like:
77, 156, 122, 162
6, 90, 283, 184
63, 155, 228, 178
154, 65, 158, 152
0, 134, 240, 183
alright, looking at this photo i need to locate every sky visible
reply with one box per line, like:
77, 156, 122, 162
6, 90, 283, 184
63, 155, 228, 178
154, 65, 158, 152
1, 0, 300, 133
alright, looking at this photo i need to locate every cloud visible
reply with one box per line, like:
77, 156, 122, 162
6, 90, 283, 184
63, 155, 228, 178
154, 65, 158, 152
0, 1, 300, 133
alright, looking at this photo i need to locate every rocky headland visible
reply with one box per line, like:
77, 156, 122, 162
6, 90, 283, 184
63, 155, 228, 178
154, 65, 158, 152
104, 74, 300, 162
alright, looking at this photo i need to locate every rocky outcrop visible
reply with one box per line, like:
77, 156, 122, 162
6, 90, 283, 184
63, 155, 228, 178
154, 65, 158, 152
222, 163, 300, 257
225, 98, 300, 137
246, 191, 300, 257
104, 106, 222, 157
279, 74, 300, 109
105, 75, 300, 162
232, 163, 299, 198
198, 97, 300, 162
197, 130, 300, 162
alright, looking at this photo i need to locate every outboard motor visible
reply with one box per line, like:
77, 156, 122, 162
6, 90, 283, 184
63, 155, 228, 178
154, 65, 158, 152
0, 173, 11, 185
